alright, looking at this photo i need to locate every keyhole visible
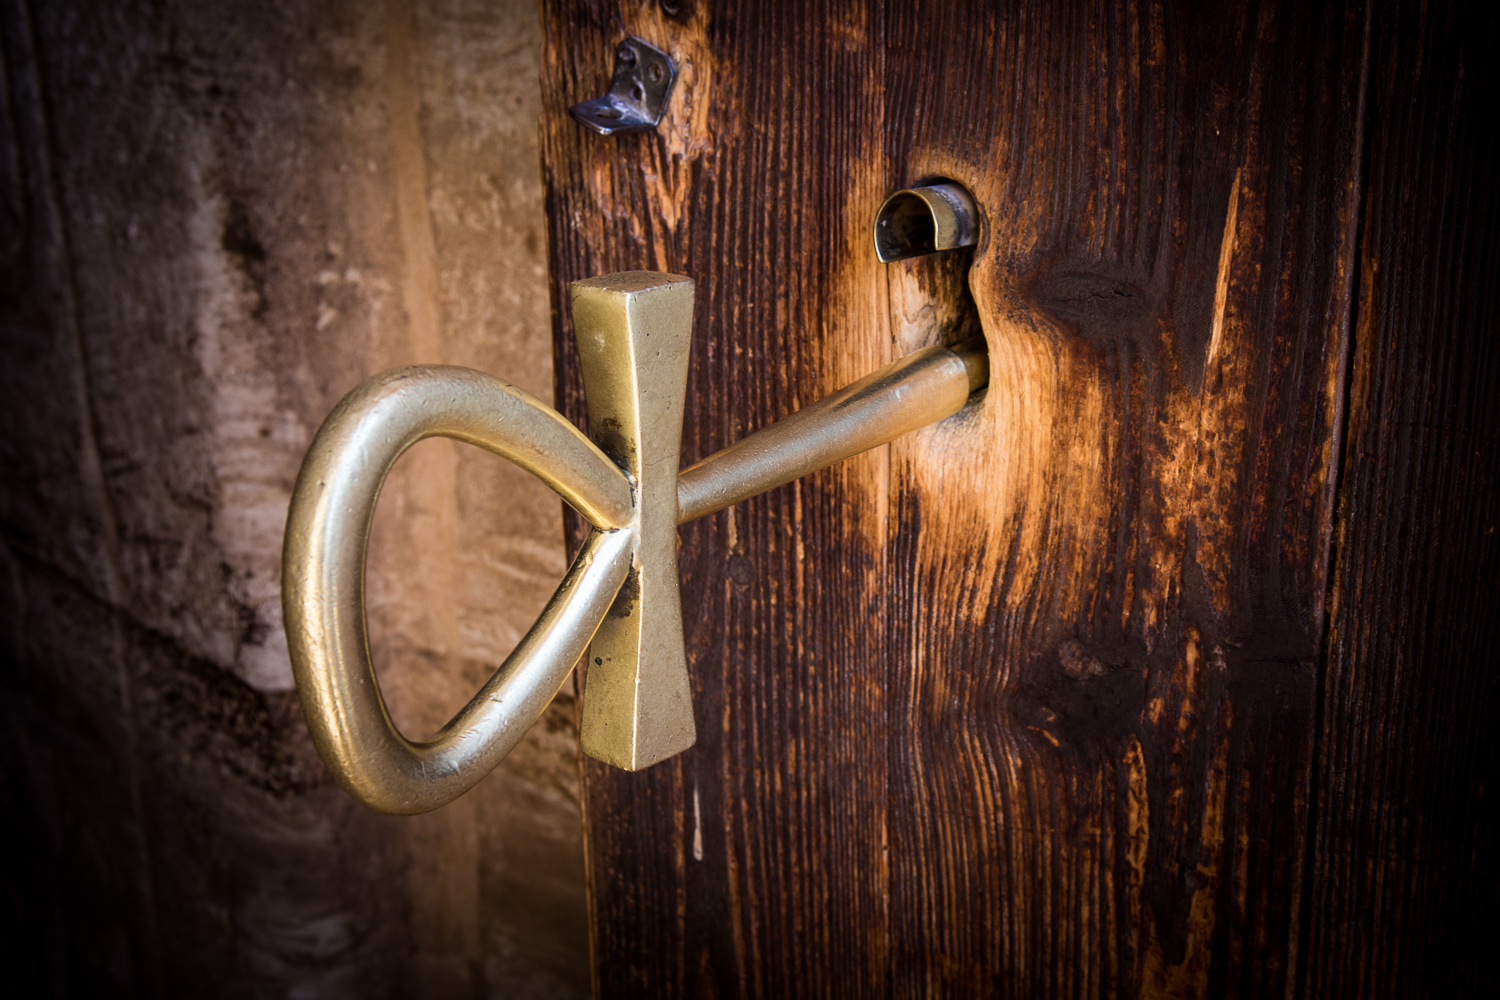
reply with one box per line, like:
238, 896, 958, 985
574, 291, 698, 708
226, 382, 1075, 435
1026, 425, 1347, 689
873, 181, 980, 262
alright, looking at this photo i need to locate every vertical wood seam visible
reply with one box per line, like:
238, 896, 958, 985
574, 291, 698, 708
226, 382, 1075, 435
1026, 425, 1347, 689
1296, 5, 1375, 997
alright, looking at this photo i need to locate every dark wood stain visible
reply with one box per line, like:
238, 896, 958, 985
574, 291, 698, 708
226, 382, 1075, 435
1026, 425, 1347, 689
1303, 2, 1500, 995
539, 1, 1496, 995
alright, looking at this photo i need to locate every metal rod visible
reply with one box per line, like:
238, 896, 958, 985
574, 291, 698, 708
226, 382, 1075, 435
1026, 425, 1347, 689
677, 336, 989, 523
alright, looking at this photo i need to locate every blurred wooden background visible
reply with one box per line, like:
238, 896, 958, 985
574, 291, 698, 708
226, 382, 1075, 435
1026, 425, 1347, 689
0, 0, 588, 995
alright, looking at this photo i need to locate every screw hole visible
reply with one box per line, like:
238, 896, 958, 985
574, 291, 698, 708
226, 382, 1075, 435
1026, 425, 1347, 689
647, 63, 663, 83
596, 107, 621, 119
632, 83, 645, 102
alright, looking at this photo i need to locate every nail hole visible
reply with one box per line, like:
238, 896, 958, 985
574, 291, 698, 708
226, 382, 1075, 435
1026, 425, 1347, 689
648, 63, 663, 83
632, 83, 645, 102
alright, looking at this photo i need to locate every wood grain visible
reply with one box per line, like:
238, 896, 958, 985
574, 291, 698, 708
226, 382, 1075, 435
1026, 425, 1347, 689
1303, 2, 1500, 996
0, 0, 587, 993
539, 1, 1492, 995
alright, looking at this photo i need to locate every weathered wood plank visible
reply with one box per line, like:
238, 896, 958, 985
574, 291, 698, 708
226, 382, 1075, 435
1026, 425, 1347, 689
541, 4, 897, 995
1304, 2, 1500, 995
0, 0, 586, 993
541, 1, 1368, 995
880, 3, 1367, 996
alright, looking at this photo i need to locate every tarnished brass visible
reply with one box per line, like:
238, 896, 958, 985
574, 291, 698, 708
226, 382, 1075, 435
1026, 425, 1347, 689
872, 182, 981, 262
677, 336, 988, 523
283, 271, 989, 815
569, 273, 697, 771
282, 365, 639, 814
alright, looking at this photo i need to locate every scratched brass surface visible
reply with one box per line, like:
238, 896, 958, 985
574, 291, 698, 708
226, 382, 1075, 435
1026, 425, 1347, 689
676, 336, 988, 524
570, 272, 698, 771
282, 364, 639, 814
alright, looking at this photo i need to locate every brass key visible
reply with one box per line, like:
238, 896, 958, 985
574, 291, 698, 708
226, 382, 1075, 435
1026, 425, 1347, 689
282, 271, 987, 814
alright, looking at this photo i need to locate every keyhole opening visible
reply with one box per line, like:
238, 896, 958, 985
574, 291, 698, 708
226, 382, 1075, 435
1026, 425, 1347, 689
873, 181, 980, 262
875, 193, 938, 260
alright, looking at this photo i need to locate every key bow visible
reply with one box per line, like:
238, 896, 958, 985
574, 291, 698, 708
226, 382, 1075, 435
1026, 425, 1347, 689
283, 273, 694, 814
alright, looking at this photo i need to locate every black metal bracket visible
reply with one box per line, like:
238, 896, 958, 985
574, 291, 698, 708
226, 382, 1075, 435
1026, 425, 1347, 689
569, 37, 677, 136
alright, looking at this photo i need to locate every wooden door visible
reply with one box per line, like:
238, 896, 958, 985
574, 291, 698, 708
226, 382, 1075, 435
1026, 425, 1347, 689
538, 1, 1498, 995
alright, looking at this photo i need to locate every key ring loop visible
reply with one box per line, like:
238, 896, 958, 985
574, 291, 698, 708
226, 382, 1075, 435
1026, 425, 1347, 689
282, 364, 636, 814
